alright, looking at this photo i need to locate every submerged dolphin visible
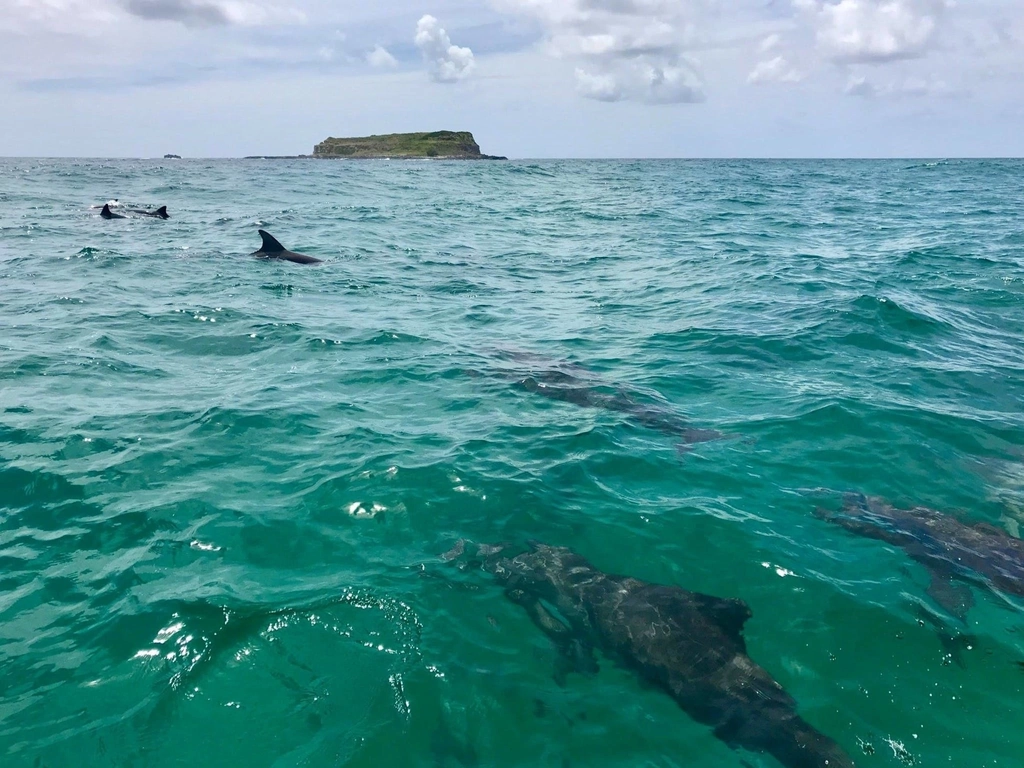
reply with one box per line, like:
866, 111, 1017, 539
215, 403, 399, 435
128, 205, 169, 219
100, 203, 126, 219
815, 494, 1024, 620
519, 372, 724, 444
251, 230, 323, 265
449, 540, 854, 768
475, 350, 726, 446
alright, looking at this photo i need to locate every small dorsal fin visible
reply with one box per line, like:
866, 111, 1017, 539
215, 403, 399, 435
155, 206, 168, 218
102, 204, 111, 215
695, 594, 752, 639
645, 585, 752, 645
258, 229, 285, 253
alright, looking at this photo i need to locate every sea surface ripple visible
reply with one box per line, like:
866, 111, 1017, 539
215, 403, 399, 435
1, 158, 1023, 767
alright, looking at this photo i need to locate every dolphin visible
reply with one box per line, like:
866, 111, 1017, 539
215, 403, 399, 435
100, 203, 126, 219
449, 540, 854, 768
518, 373, 725, 445
473, 350, 726, 446
815, 494, 1024, 620
128, 205, 169, 219
251, 230, 323, 265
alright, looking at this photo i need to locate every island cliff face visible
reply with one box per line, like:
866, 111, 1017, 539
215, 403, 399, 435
313, 131, 504, 159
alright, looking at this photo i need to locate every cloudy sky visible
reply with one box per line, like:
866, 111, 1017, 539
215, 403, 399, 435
1, 0, 1022, 157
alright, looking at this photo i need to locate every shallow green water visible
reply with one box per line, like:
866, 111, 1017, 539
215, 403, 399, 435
1, 158, 1022, 767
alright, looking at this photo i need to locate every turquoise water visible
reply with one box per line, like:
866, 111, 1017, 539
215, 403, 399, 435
1, 158, 1023, 767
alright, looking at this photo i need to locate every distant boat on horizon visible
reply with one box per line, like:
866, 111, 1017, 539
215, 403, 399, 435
164, 153, 181, 159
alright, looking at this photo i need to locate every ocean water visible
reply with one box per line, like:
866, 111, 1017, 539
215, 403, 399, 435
1, 158, 1023, 768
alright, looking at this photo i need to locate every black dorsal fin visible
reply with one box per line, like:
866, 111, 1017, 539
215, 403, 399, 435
696, 594, 752, 639
102, 204, 111, 215
258, 229, 285, 253
155, 206, 168, 218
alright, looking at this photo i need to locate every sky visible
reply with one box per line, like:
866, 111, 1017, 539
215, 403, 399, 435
1, 0, 1023, 157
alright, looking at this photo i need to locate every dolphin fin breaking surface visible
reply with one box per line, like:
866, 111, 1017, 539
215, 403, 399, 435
126, 205, 170, 218
252, 229, 323, 265
258, 230, 286, 253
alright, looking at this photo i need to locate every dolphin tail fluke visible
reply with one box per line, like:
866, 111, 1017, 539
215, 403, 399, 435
257, 229, 286, 253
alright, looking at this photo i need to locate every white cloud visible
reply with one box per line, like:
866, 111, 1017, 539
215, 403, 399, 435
575, 68, 621, 101
123, 0, 230, 26
845, 72, 962, 98
575, 58, 704, 104
414, 14, 475, 82
123, 0, 304, 26
2, 0, 120, 34
897, 75, 942, 96
748, 56, 803, 85
640, 60, 704, 104
497, 0, 711, 104
367, 44, 398, 68
1, 0, 303, 31
844, 74, 876, 96
759, 34, 782, 54
796, 0, 946, 63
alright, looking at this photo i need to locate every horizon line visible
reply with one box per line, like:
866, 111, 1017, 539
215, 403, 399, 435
2, 155, 1024, 161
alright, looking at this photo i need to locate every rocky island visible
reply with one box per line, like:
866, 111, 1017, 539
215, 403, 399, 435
312, 131, 505, 160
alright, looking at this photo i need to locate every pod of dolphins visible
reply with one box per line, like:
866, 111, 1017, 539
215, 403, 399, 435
100, 203, 168, 219
443, 379, 1023, 765
95, 200, 1022, 767
96, 201, 319, 263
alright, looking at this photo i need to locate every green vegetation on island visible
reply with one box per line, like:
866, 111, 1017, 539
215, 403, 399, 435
313, 131, 505, 159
